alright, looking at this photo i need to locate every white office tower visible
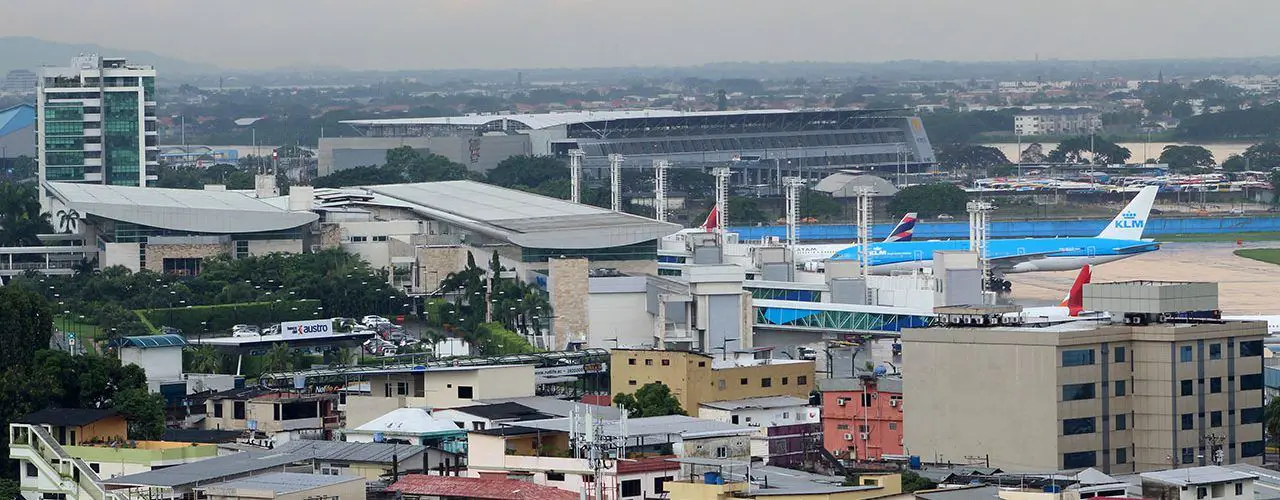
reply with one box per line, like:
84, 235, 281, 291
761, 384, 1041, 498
37, 55, 158, 210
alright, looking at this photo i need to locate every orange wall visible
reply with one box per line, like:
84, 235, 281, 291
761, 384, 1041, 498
77, 416, 130, 444
822, 383, 903, 461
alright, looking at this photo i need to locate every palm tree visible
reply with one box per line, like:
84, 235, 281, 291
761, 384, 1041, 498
262, 343, 294, 373
188, 345, 222, 374
55, 208, 80, 233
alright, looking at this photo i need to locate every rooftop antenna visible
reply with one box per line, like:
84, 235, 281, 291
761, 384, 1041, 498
653, 159, 669, 222
712, 167, 732, 241
609, 154, 624, 212
784, 177, 805, 271
568, 149, 585, 204
853, 186, 875, 303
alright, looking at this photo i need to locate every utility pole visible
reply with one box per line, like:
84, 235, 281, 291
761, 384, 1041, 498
608, 154, 624, 212
569, 149, 585, 204
712, 167, 731, 241
784, 177, 805, 271
653, 160, 669, 222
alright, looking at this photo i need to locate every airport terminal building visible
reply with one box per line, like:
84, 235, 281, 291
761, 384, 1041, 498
322, 109, 936, 183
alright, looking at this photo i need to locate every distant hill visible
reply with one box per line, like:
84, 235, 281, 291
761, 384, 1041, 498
0, 36, 220, 76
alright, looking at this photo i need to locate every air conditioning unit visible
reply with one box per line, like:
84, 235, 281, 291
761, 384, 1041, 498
859, 432, 869, 440
889, 400, 897, 407
836, 399, 846, 406
843, 433, 853, 440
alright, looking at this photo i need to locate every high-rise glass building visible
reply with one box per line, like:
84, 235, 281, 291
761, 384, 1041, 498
37, 55, 157, 209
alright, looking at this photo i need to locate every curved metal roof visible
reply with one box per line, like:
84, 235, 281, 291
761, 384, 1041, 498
117, 334, 188, 349
45, 182, 318, 234
342, 109, 795, 130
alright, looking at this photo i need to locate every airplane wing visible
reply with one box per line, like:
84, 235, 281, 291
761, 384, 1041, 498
987, 249, 1065, 271
1111, 242, 1161, 254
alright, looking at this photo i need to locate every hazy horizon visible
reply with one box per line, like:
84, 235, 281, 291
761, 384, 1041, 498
5, 0, 1280, 71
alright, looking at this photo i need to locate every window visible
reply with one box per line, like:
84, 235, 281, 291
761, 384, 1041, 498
1241, 407, 1264, 424
1063, 451, 1096, 469
1116, 448, 1127, 464
1115, 414, 1127, 430
620, 479, 642, 497
1211, 411, 1223, 427
698, 361, 706, 367
889, 422, 898, 430
457, 386, 474, 399
1062, 383, 1096, 401
861, 394, 873, 407
1114, 346, 1126, 362
1210, 377, 1222, 393
1182, 413, 1194, 430
1181, 379, 1194, 396
628, 358, 636, 365
1209, 343, 1222, 360
1238, 484, 1245, 496
1062, 349, 1096, 367
655, 476, 672, 494
628, 380, 637, 386
1241, 340, 1264, 357
731, 415, 739, 424
1063, 417, 1096, 436
1241, 373, 1264, 391
233, 401, 246, 420
1198, 487, 1208, 499
661, 359, 670, 366
235, 240, 249, 259
717, 379, 726, 390
1242, 441, 1265, 458
798, 376, 808, 385
25, 462, 36, 477
1181, 345, 1194, 362
715, 446, 728, 458
1183, 447, 1196, 464
782, 377, 789, 385
645, 359, 653, 366
761, 378, 772, 388
546, 471, 565, 481
214, 402, 223, 418
1115, 380, 1126, 397
372, 235, 388, 242
396, 382, 409, 396
473, 422, 486, 431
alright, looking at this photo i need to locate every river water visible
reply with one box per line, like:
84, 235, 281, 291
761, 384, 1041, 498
982, 142, 1253, 164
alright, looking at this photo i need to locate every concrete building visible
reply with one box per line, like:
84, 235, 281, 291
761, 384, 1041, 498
1140, 466, 1257, 500
37, 55, 159, 210
345, 408, 467, 449
610, 349, 816, 415
194, 472, 365, 500
2, 69, 37, 94
389, 474, 579, 500
270, 440, 458, 480
697, 396, 821, 467
1013, 108, 1102, 137
199, 387, 340, 443
331, 109, 937, 184
0, 103, 36, 161
819, 376, 904, 462
904, 282, 1266, 474
665, 458, 902, 500
343, 364, 537, 428
116, 334, 186, 390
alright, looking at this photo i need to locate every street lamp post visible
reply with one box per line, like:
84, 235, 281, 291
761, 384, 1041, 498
717, 337, 739, 360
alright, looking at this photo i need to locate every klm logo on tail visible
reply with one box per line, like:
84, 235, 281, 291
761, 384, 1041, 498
1114, 211, 1145, 230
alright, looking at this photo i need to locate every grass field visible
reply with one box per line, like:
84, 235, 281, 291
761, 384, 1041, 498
1235, 248, 1280, 266
1158, 232, 1280, 243
54, 316, 103, 339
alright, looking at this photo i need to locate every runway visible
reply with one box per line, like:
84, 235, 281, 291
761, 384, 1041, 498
1007, 242, 1280, 314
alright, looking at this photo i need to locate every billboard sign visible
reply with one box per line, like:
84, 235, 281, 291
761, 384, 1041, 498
280, 319, 334, 339
534, 362, 607, 383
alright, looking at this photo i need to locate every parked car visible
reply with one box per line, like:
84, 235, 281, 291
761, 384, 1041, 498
936, 213, 954, 220
1229, 208, 1246, 215
231, 324, 260, 338
362, 315, 391, 327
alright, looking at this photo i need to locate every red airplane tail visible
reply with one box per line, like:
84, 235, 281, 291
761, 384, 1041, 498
1060, 265, 1092, 316
701, 206, 720, 231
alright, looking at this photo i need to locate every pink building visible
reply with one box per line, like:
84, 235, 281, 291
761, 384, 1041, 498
819, 376, 903, 461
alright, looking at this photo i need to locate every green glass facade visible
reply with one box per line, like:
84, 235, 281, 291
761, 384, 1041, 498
44, 102, 86, 180
102, 91, 141, 186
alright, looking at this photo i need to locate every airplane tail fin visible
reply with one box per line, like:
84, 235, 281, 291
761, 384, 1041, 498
1060, 264, 1092, 316
883, 212, 918, 242
701, 206, 720, 231
1097, 186, 1158, 240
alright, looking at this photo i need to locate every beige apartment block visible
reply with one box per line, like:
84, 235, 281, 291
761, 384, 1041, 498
903, 320, 1266, 474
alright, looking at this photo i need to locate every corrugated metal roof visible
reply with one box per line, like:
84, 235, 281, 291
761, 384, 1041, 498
196, 472, 361, 495
699, 396, 810, 411
44, 182, 318, 234
1141, 466, 1256, 487
118, 334, 188, 349
272, 441, 428, 464
388, 474, 579, 500
103, 450, 302, 488
0, 104, 35, 136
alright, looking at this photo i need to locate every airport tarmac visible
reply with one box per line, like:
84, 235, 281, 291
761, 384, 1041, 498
1007, 242, 1280, 314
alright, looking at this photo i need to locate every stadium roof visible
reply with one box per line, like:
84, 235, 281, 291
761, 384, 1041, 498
342, 109, 796, 130
363, 181, 680, 249
45, 182, 318, 234
0, 104, 35, 136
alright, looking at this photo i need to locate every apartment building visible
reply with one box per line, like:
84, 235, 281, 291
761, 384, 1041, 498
904, 317, 1266, 473
200, 387, 340, 441
697, 396, 821, 467
610, 349, 816, 414
344, 365, 536, 427
1013, 108, 1102, 137
819, 376, 904, 461
37, 55, 158, 210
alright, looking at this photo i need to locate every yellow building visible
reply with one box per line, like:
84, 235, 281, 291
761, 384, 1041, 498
610, 349, 816, 412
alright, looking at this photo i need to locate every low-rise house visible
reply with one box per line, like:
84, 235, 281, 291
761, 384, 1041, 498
389, 474, 578, 500
664, 457, 902, 500
200, 387, 340, 443
344, 408, 467, 452
820, 376, 904, 462
195, 472, 365, 500
432, 402, 555, 432
610, 349, 816, 414
272, 440, 460, 479
698, 396, 820, 467
1141, 466, 1257, 500
345, 365, 536, 428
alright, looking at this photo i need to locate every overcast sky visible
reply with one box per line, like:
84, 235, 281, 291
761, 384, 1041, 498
4, 0, 1280, 70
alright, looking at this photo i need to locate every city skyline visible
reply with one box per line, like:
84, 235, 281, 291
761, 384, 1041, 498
4, 0, 1280, 71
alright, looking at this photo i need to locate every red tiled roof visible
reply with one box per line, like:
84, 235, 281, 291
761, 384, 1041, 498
617, 455, 680, 474
389, 475, 578, 500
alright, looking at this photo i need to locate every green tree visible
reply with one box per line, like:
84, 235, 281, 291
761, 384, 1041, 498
900, 470, 938, 492
472, 322, 536, 355
1266, 396, 1280, 444
886, 184, 969, 219
1242, 141, 1280, 170
1047, 135, 1132, 165
263, 343, 294, 373
1159, 145, 1216, 172
1222, 154, 1248, 172
2, 155, 37, 180
728, 197, 770, 225
936, 144, 1010, 170
187, 345, 223, 373
799, 189, 842, 220
613, 382, 686, 418
0, 286, 53, 368
1019, 142, 1047, 163
0, 182, 54, 247
1270, 169, 1280, 205
487, 155, 568, 188
113, 388, 166, 440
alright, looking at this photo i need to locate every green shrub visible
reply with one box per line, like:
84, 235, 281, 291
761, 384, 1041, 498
136, 299, 322, 334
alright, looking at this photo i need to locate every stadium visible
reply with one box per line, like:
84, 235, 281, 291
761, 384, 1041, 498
323, 109, 936, 183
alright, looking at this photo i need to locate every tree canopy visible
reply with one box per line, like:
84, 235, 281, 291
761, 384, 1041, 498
935, 144, 1010, 170
613, 382, 686, 418
1158, 145, 1215, 172
0, 286, 53, 369
886, 184, 969, 219
1047, 135, 1132, 165
313, 146, 471, 188
1241, 141, 1280, 170
0, 182, 54, 247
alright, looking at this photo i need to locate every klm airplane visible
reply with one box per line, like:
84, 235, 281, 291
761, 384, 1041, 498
830, 186, 1161, 290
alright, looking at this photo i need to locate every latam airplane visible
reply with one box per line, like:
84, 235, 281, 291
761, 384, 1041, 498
830, 186, 1161, 290
792, 212, 917, 266
1014, 265, 1103, 324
